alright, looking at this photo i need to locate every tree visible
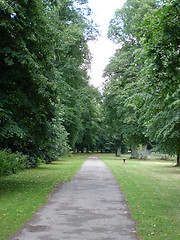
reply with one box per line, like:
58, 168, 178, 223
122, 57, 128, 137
108, 0, 157, 43
103, 43, 149, 158
52, 0, 98, 152
0, 0, 60, 165
138, 0, 180, 164
0, 0, 98, 166
102, 0, 157, 157
74, 85, 101, 153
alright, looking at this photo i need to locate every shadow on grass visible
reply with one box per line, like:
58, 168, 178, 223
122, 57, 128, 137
161, 165, 180, 175
0, 155, 86, 197
0, 166, 58, 194
0, 180, 40, 194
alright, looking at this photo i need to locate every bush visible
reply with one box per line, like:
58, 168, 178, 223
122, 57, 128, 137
0, 149, 30, 176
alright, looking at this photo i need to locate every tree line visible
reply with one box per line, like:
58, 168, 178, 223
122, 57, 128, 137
102, 0, 180, 164
0, 0, 102, 174
0, 0, 179, 176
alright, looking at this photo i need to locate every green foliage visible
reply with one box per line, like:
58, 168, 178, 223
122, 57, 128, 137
69, 85, 101, 152
50, 0, 99, 153
102, 0, 158, 153
0, 0, 98, 169
138, 0, 180, 158
104, 0, 180, 162
108, 0, 157, 43
103, 42, 148, 151
0, 149, 30, 176
0, 0, 61, 164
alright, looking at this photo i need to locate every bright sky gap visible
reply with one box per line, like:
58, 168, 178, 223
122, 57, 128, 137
87, 0, 126, 89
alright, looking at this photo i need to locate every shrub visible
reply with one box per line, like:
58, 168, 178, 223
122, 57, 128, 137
0, 149, 29, 176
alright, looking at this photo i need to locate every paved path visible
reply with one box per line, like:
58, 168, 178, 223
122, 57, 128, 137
10, 155, 140, 240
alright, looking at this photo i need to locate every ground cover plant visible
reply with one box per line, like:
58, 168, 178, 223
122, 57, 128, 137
99, 153, 180, 240
0, 153, 88, 240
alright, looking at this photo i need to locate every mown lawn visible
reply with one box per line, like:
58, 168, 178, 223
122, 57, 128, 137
0, 153, 88, 240
99, 153, 180, 240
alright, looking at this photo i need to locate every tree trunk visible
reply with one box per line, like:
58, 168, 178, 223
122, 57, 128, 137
130, 144, 139, 159
116, 147, 121, 157
140, 145, 147, 159
176, 150, 180, 166
73, 148, 77, 153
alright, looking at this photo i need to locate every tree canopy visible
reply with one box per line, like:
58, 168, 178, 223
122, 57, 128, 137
0, 0, 179, 175
103, 0, 180, 164
138, 0, 180, 158
0, 0, 100, 168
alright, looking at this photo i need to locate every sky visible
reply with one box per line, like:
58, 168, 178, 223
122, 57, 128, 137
87, 0, 126, 89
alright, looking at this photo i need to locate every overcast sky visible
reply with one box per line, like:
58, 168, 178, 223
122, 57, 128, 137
87, 0, 126, 89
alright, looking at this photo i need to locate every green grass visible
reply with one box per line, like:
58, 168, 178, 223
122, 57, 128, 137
98, 153, 180, 240
0, 153, 88, 240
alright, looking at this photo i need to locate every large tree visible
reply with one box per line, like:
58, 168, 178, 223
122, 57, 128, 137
105, 0, 180, 164
74, 85, 101, 153
102, 0, 156, 157
52, 0, 99, 151
108, 0, 157, 43
0, 0, 60, 164
0, 0, 97, 165
103, 43, 149, 158
138, 0, 180, 164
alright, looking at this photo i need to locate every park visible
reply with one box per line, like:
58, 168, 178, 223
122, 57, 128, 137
0, 0, 180, 239
0, 153, 179, 239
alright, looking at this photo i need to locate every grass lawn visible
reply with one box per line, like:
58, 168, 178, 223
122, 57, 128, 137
0, 153, 88, 240
99, 153, 180, 240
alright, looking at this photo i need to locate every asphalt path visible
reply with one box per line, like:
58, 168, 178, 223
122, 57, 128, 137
10, 155, 140, 240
